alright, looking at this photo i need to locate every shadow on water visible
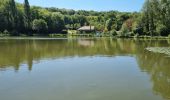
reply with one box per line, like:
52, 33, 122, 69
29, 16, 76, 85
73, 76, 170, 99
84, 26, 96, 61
0, 38, 170, 99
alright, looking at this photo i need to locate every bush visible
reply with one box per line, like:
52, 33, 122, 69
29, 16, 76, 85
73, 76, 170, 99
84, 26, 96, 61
134, 33, 139, 38
168, 34, 170, 39
119, 23, 131, 37
110, 29, 117, 36
128, 32, 135, 36
117, 31, 125, 37
121, 23, 129, 34
156, 24, 169, 36
3, 30, 10, 35
11, 30, 19, 36
0, 30, 10, 36
133, 27, 143, 35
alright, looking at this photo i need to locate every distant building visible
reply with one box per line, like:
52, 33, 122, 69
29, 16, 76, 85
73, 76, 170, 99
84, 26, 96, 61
77, 26, 95, 33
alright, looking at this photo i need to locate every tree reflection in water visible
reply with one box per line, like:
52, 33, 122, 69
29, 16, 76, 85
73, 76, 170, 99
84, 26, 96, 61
0, 38, 170, 99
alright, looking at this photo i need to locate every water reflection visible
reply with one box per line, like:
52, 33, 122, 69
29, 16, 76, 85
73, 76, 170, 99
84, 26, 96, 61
0, 38, 170, 99
0, 38, 137, 71
135, 40, 170, 100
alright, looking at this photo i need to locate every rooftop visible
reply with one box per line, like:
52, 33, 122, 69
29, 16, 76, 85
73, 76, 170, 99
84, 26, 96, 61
78, 26, 95, 31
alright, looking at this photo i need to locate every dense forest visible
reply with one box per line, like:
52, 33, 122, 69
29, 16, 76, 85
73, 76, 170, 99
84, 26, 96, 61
0, 0, 170, 37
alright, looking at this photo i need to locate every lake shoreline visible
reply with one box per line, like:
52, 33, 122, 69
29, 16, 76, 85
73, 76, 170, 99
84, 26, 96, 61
0, 35, 170, 40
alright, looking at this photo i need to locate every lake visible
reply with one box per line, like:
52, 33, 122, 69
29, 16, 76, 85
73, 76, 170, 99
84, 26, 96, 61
0, 38, 170, 100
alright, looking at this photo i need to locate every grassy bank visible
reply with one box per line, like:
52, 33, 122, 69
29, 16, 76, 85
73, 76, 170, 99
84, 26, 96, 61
1, 32, 170, 40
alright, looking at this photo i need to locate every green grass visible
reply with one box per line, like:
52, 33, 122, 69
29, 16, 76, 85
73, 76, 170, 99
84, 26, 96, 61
49, 34, 67, 37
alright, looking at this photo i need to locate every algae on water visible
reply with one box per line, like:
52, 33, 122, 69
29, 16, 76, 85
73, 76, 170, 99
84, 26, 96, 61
146, 47, 170, 56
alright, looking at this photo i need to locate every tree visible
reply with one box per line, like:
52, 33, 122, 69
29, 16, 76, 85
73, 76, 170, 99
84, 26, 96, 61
141, 0, 170, 36
77, 15, 87, 26
32, 19, 48, 33
0, 0, 138, 36
121, 23, 129, 35
142, 0, 156, 36
17, 5, 25, 33
0, 2, 7, 31
156, 24, 169, 36
48, 13, 65, 32
125, 19, 133, 32
105, 19, 113, 31
8, 0, 18, 30
24, 0, 31, 32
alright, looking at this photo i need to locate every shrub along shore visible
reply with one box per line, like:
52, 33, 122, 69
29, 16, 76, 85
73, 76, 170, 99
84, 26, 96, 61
0, 31, 170, 40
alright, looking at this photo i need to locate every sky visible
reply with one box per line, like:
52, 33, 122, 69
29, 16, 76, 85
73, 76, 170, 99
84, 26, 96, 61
15, 0, 145, 12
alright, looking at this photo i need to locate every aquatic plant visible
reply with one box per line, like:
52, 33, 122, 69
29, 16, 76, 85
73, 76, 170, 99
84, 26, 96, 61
146, 47, 170, 56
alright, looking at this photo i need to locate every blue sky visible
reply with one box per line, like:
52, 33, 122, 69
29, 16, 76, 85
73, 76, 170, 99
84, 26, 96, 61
16, 0, 145, 12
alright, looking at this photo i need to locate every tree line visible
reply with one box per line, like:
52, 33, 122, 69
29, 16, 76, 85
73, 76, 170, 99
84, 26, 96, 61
0, 0, 170, 36
141, 0, 170, 36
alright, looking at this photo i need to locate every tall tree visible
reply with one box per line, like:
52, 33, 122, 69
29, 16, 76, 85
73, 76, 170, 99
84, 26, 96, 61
142, 0, 156, 36
141, 0, 170, 36
8, 0, 18, 30
24, 0, 31, 32
149, 0, 155, 36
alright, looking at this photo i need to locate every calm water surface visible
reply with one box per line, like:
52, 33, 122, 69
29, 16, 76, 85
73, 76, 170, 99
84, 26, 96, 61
0, 38, 170, 100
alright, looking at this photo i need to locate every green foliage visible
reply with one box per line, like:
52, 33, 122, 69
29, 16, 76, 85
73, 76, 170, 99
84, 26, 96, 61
24, 0, 31, 31
156, 24, 169, 36
0, 0, 138, 36
76, 15, 87, 26
32, 19, 48, 33
117, 31, 125, 37
0, 30, 10, 36
110, 29, 117, 36
0, 0, 170, 37
133, 27, 143, 35
140, 0, 170, 36
168, 34, 170, 39
105, 19, 113, 31
48, 13, 65, 32
121, 23, 129, 34
3, 30, 10, 35
8, 0, 18, 30
95, 24, 105, 31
